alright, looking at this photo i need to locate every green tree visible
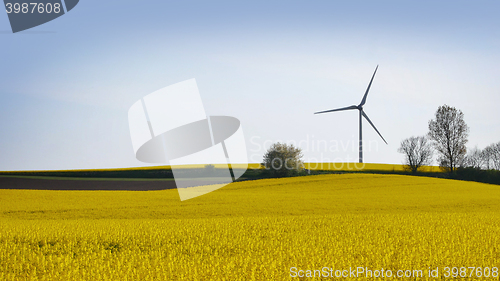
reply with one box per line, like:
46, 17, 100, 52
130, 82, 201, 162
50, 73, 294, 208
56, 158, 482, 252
262, 142, 304, 177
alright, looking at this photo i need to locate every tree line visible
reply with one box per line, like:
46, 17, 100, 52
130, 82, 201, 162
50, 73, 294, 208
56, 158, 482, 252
398, 105, 500, 179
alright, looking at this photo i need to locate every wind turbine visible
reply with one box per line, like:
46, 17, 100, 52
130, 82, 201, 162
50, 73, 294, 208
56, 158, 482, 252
314, 65, 387, 163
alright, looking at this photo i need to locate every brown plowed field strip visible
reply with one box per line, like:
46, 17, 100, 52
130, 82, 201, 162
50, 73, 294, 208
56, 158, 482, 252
0, 176, 177, 191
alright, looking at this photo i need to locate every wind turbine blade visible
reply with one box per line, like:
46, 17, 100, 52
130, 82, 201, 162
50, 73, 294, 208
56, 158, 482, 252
359, 65, 378, 106
314, 105, 358, 114
361, 110, 387, 144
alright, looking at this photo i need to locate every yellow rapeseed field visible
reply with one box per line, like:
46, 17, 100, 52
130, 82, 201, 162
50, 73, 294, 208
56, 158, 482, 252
303, 162, 441, 172
1, 174, 500, 280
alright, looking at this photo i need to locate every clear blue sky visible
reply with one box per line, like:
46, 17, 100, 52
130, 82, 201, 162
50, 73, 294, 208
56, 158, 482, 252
1, 0, 499, 170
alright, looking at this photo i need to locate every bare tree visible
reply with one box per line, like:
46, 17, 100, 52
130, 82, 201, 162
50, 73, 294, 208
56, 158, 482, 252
462, 146, 484, 169
398, 136, 433, 174
481, 146, 493, 170
262, 142, 304, 177
428, 105, 469, 172
487, 142, 500, 170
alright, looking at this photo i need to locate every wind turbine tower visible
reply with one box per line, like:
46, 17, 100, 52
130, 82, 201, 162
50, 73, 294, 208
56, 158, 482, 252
314, 65, 387, 163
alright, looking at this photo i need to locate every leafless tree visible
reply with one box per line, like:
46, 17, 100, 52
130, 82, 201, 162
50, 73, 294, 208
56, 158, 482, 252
480, 146, 493, 170
398, 136, 433, 174
428, 105, 469, 172
487, 142, 500, 170
461, 146, 484, 169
